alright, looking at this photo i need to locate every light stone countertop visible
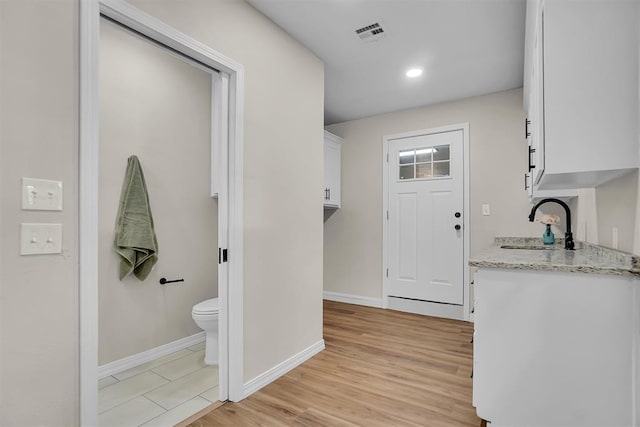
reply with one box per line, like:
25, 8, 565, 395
469, 237, 640, 277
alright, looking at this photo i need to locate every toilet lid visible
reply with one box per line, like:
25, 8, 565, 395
193, 298, 219, 315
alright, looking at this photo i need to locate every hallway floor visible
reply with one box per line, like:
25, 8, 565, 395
190, 300, 480, 426
99, 342, 219, 427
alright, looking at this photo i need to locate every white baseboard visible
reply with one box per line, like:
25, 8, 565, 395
242, 339, 325, 399
323, 291, 383, 308
387, 296, 466, 321
98, 332, 205, 379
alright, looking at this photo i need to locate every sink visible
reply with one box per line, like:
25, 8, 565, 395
500, 244, 558, 250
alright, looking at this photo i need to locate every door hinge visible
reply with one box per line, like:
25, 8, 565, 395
386, 268, 389, 278
386, 153, 389, 162
386, 210, 389, 220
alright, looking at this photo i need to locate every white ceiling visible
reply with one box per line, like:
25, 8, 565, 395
247, 0, 526, 125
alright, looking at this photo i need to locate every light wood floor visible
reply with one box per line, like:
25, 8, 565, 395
189, 300, 481, 426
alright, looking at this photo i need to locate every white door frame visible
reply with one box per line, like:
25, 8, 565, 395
382, 123, 470, 321
80, 0, 244, 424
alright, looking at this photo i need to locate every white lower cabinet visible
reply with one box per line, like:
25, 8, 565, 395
473, 269, 638, 426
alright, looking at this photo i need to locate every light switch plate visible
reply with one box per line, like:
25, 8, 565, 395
21, 178, 63, 211
20, 223, 63, 255
482, 204, 491, 216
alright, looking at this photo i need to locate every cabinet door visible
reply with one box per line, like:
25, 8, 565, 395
540, 0, 638, 188
530, 4, 544, 185
323, 136, 341, 207
524, 0, 546, 196
524, 1, 577, 202
473, 269, 635, 426
525, 67, 536, 197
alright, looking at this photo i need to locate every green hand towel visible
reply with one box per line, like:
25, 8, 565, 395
113, 155, 158, 281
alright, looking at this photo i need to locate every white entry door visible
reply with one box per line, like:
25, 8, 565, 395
387, 129, 464, 305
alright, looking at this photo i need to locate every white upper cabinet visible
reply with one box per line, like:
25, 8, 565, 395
523, 0, 639, 191
324, 131, 342, 208
524, 2, 576, 202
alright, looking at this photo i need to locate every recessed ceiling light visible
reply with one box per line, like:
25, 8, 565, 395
406, 68, 423, 78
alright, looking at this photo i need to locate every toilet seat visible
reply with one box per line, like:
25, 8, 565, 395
192, 298, 219, 316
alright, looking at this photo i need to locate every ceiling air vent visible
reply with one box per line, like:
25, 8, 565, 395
354, 22, 387, 42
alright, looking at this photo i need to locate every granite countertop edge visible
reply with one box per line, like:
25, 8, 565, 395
470, 237, 640, 277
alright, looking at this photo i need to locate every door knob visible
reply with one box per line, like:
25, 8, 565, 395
454, 212, 461, 218
454, 224, 461, 230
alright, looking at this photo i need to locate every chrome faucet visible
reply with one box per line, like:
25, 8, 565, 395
528, 198, 575, 250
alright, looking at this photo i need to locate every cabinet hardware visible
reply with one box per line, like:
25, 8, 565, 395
328, 188, 331, 200
528, 147, 536, 172
454, 212, 461, 218
455, 224, 461, 230
525, 118, 531, 139
524, 173, 529, 190
219, 248, 228, 264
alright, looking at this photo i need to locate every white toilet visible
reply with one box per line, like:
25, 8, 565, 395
191, 298, 219, 365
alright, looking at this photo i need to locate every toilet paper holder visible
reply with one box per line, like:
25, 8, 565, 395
159, 277, 184, 285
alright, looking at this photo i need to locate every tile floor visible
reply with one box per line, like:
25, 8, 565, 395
99, 342, 219, 427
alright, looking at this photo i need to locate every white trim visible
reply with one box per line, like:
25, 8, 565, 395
211, 73, 229, 198
242, 340, 325, 399
633, 280, 640, 427
80, 1, 245, 423
97, 332, 205, 379
227, 67, 245, 403
387, 297, 466, 321
382, 123, 471, 321
215, 71, 231, 401
382, 136, 390, 309
98, 0, 241, 75
323, 291, 383, 308
381, 136, 389, 308
79, 1, 100, 424
462, 123, 470, 322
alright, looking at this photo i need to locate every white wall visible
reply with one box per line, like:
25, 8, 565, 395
99, 20, 218, 364
0, 1, 79, 425
595, 170, 638, 253
593, 13, 640, 254
325, 89, 542, 300
0, 0, 323, 424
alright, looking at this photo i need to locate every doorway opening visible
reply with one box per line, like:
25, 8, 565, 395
80, 1, 245, 425
97, 16, 222, 424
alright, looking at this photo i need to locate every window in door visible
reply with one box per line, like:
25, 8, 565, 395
398, 145, 450, 181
